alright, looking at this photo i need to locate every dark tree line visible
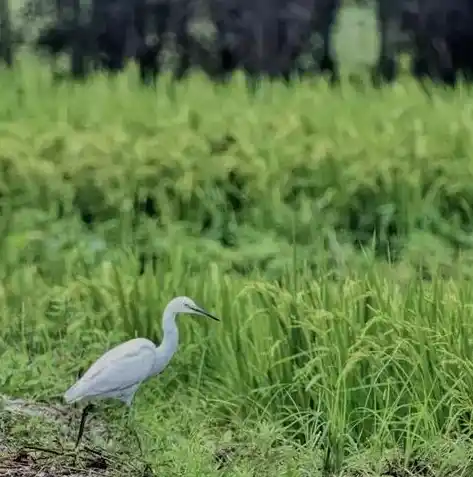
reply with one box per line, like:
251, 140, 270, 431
1, 0, 473, 89
402, 0, 473, 87
0, 0, 13, 67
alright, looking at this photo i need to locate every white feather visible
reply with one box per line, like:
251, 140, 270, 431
64, 338, 157, 404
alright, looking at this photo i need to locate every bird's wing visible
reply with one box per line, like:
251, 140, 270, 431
64, 338, 156, 403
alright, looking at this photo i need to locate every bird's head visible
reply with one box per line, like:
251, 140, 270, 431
167, 296, 220, 322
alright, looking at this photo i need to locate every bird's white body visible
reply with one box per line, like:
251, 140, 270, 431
64, 296, 218, 407
65, 338, 168, 405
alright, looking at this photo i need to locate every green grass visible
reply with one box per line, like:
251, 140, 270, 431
2, 54, 473, 281
2, 244, 473, 475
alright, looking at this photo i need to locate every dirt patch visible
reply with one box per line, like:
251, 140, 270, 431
0, 446, 147, 477
1, 395, 68, 421
1, 395, 150, 476
0, 394, 109, 445
0, 448, 109, 477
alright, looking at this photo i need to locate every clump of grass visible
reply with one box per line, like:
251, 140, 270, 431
2, 246, 473, 473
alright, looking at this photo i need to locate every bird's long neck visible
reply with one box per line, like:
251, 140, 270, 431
158, 308, 179, 363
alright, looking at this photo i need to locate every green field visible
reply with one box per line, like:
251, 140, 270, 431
3, 12, 473, 475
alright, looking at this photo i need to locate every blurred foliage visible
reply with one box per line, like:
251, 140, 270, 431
0, 58, 470, 278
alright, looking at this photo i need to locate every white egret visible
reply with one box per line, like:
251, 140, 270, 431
64, 296, 220, 450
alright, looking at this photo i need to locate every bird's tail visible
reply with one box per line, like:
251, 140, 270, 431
64, 383, 82, 403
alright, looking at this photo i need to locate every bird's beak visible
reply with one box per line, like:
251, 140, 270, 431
187, 304, 220, 321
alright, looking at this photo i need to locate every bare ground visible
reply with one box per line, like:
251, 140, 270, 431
1, 447, 112, 477
0, 395, 150, 477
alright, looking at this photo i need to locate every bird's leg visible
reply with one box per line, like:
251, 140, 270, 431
124, 406, 143, 456
124, 408, 153, 475
74, 403, 94, 449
